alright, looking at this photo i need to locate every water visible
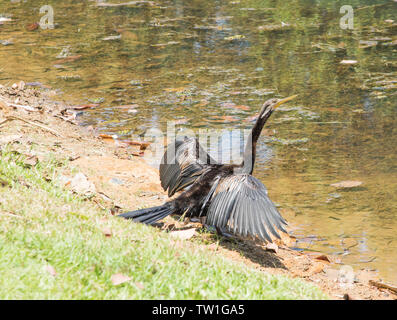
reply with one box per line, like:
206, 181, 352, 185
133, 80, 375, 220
1, 0, 396, 283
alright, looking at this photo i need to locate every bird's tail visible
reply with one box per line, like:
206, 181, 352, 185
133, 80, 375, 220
118, 203, 174, 225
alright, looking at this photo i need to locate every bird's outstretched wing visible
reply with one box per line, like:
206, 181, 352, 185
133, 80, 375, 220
203, 174, 287, 242
160, 137, 217, 197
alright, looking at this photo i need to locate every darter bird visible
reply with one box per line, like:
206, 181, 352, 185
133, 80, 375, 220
119, 95, 297, 242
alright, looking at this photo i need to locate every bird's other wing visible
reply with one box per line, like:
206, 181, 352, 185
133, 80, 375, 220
160, 137, 217, 197
204, 174, 287, 242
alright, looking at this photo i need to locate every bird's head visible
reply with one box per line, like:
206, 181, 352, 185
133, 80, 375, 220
259, 95, 298, 119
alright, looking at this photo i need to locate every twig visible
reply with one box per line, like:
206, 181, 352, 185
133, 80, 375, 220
0, 98, 39, 112
369, 280, 397, 294
54, 114, 77, 125
0, 211, 25, 219
0, 118, 11, 127
92, 198, 106, 210
0, 116, 62, 137
356, 3, 390, 11
8, 103, 40, 112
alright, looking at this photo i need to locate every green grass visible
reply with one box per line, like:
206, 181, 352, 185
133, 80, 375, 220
0, 149, 328, 299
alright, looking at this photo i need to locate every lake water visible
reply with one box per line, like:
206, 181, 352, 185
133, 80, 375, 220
1, 0, 396, 283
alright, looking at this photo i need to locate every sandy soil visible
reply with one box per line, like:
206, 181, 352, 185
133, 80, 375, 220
1, 82, 396, 300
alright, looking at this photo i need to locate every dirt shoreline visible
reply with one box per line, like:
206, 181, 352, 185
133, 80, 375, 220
0, 82, 395, 300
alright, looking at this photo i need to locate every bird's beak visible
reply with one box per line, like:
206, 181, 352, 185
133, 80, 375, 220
273, 94, 298, 109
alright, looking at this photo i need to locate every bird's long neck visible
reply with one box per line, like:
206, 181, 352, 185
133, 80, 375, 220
240, 111, 272, 174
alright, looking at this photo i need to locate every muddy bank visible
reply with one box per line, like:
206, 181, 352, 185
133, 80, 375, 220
0, 83, 396, 300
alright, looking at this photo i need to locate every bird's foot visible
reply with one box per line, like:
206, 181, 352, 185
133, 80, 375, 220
204, 225, 237, 241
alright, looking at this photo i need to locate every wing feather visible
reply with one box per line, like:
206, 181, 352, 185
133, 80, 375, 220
206, 174, 287, 242
160, 137, 217, 197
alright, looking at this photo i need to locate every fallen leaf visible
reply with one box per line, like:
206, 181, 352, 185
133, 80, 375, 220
102, 228, 112, 237
72, 104, 99, 110
315, 254, 330, 263
121, 140, 150, 150
130, 151, 145, 157
135, 282, 145, 290
46, 265, 57, 277
111, 273, 131, 285
330, 181, 362, 188
169, 228, 196, 240
23, 155, 38, 167
265, 243, 278, 253
99, 134, 118, 144
69, 173, 96, 195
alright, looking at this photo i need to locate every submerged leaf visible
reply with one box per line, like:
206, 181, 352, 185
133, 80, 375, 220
330, 181, 362, 188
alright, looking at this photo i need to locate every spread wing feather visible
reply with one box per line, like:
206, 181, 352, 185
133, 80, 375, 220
204, 174, 287, 242
160, 137, 217, 197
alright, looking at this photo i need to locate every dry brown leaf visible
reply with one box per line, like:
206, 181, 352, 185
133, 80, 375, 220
72, 104, 99, 110
111, 273, 131, 285
315, 254, 331, 263
102, 228, 112, 237
121, 140, 150, 150
169, 228, 196, 240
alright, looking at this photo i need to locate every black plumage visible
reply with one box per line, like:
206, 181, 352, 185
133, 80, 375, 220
119, 95, 297, 242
